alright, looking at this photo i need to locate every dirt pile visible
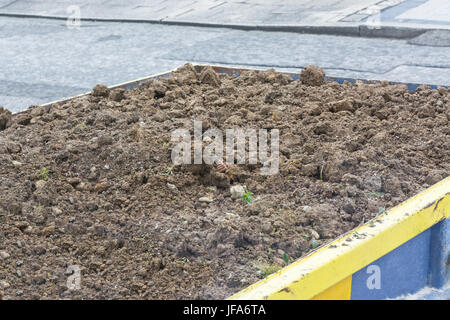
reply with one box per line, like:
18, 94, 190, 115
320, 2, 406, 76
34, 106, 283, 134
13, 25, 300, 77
0, 64, 448, 299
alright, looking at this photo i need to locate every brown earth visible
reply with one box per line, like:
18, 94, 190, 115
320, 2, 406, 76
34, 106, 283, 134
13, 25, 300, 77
0, 64, 449, 300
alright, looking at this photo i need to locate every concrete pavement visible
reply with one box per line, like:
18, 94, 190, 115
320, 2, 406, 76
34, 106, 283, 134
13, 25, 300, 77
0, 0, 449, 38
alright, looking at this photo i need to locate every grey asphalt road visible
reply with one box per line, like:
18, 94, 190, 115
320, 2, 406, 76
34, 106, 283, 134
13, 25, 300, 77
0, 15, 449, 113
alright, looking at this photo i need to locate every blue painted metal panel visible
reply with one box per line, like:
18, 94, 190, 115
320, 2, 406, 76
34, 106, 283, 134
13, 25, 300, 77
428, 219, 450, 288
350, 218, 450, 299
351, 228, 432, 299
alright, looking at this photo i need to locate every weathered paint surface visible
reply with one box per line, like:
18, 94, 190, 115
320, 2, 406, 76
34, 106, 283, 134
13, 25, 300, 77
300, 217, 450, 300
312, 276, 352, 300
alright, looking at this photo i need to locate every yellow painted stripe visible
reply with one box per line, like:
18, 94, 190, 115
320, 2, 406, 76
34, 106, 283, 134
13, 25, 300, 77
312, 275, 352, 300
230, 177, 450, 300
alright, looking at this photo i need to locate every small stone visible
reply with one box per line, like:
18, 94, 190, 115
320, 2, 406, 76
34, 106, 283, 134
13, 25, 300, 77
16, 261, 23, 267
225, 212, 239, 221
11, 160, 23, 167
23, 226, 33, 234
230, 185, 245, 199
16, 270, 22, 278
35, 180, 47, 190
0, 251, 10, 260
0, 280, 10, 289
199, 196, 214, 203
75, 182, 88, 191
52, 207, 62, 215
16, 241, 22, 248
166, 183, 178, 192
310, 229, 320, 240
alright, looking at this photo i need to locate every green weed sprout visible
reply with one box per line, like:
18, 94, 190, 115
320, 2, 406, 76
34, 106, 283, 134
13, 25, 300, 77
36, 167, 51, 181
160, 167, 173, 176
242, 188, 253, 204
